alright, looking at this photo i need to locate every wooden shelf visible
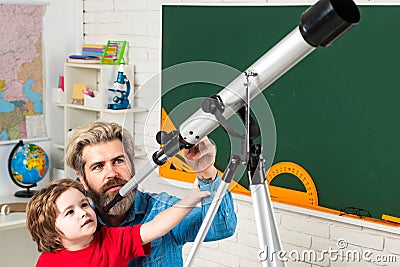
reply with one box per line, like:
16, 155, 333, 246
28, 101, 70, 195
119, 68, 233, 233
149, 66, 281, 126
103, 106, 147, 114
66, 103, 100, 112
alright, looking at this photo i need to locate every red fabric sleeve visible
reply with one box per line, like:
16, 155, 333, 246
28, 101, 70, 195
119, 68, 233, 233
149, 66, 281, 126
102, 224, 151, 259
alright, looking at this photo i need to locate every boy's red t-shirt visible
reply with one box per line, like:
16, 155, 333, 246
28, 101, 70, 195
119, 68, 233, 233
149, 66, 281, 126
36, 225, 151, 267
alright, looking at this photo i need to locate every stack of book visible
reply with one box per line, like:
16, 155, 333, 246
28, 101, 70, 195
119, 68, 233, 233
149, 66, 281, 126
82, 44, 105, 58
67, 41, 126, 64
67, 43, 105, 63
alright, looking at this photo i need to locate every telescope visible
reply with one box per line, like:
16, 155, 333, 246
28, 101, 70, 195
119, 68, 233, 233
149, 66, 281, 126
106, 1, 360, 265
104, 0, 360, 212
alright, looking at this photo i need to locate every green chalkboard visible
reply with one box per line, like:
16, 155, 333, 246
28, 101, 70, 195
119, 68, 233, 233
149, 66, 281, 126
161, 5, 400, 220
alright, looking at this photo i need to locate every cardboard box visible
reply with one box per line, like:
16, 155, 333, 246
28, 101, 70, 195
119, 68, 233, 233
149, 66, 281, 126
84, 91, 101, 108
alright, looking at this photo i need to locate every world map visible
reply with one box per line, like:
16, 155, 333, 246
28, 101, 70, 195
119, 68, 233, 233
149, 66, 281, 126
0, 4, 44, 141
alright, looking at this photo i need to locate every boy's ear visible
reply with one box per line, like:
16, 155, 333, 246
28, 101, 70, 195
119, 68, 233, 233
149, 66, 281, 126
77, 173, 89, 190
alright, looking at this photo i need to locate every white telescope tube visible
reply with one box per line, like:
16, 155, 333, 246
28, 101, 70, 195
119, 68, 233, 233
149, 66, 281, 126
180, 28, 314, 145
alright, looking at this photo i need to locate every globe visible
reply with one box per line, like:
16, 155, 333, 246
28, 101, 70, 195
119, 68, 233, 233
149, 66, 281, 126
8, 140, 49, 197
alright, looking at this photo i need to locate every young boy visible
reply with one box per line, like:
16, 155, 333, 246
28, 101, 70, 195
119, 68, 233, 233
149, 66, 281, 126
26, 178, 210, 267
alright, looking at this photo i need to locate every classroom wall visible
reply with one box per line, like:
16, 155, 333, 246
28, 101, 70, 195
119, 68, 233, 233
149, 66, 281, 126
0, 0, 78, 195
82, 0, 400, 266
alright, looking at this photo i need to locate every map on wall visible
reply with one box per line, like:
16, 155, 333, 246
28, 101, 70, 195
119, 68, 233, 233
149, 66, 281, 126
0, 4, 45, 141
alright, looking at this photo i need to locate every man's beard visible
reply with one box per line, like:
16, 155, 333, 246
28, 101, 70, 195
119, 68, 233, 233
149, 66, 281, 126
86, 177, 136, 217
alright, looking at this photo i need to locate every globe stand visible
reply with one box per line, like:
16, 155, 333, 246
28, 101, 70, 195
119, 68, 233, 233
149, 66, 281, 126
14, 186, 37, 198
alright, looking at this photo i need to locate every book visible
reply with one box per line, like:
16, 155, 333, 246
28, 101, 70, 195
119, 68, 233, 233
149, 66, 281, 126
82, 44, 105, 49
67, 58, 101, 63
67, 54, 101, 64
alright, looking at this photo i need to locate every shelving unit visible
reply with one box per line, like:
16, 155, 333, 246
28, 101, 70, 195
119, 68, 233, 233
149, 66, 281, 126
51, 63, 146, 178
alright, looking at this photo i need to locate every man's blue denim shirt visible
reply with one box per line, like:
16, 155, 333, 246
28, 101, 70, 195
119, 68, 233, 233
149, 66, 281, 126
97, 176, 237, 267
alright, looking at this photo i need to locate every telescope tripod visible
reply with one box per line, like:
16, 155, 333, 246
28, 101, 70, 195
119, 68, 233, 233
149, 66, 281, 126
184, 71, 286, 267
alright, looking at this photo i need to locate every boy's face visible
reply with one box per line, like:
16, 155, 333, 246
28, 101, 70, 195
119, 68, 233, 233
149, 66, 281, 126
55, 188, 97, 250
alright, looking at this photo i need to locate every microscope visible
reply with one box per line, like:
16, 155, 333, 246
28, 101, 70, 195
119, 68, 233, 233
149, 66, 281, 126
107, 64, 131, 110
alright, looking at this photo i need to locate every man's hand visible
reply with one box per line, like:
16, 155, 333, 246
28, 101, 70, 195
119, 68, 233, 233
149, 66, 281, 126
182, 137, 218, 182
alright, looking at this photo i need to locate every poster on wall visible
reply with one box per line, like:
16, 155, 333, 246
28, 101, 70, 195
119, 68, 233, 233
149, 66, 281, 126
0, 4, 46, 142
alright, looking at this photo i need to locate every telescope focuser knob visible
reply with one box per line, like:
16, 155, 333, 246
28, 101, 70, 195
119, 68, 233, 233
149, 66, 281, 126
201, 95, 225, 115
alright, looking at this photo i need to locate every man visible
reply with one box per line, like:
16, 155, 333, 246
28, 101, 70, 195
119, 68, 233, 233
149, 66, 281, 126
65, 121, 237, 266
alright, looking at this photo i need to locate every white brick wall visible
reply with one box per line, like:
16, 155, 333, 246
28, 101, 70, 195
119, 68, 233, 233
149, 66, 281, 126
82, 0, 400, 266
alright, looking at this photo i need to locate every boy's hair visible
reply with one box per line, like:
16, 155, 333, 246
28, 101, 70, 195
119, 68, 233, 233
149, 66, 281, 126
26, 178, 86, 252
65, 121, 135, 178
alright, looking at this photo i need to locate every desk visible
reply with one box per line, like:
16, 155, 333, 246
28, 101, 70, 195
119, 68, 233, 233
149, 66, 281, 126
0, 194, 40, 266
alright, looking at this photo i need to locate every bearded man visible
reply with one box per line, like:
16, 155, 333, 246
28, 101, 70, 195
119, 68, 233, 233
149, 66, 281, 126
66, 121, 237, 267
